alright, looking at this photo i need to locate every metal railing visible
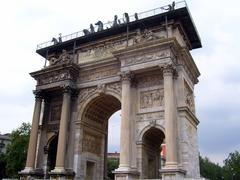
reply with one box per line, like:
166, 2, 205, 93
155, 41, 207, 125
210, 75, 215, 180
36, 1, 186, 50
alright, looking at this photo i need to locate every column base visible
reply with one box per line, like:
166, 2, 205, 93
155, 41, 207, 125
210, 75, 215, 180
113, 168, 140, 180
49, 168, 75, 180
159, 166, 186, 180
19, 168, 44, 180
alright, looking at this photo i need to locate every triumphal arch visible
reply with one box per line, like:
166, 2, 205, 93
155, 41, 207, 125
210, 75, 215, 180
20, 1, 202, 180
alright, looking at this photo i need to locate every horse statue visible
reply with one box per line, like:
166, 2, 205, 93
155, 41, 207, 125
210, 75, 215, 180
83, 29, 90, 35
51, 37, 59, 45
95, 21, 103, 32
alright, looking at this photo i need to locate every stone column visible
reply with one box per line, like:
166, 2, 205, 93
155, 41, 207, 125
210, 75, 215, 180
53, 87, 71, 172
163, 65, 178, 167
119, 71, 132, 169
25, 90, 42, 170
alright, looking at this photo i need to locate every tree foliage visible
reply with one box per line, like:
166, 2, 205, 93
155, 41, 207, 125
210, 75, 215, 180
222, 151, 240, 180
199, 155, 223, 180
107, 158, 119, 180
5, 122, 31, 178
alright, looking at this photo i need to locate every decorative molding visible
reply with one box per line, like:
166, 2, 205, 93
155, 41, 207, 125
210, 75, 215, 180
78, 82, 121, 105
120, 71, 134, 82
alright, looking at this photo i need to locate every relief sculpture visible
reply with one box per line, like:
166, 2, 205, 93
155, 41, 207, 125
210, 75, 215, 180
140, 89, 164, 109
82, 132, 102, 155
185, 82, 195, 113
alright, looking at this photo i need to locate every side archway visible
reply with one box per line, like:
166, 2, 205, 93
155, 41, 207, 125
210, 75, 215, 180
138, 126, 165, 179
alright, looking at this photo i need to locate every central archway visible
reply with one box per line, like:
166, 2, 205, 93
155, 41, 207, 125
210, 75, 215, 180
80, 94, 121, 180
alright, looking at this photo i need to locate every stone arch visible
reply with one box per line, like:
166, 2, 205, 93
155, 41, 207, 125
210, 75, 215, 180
137, 123, 165, 143
138, 126, 165, 179
46, 134, 58, 172
77, 85, 121, 123
76, 90, 121, 180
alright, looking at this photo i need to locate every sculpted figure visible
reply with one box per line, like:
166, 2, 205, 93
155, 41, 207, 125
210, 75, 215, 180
83, 29, 90, 35
95, 21, 104, 31
58, 33, 62, 43
112, 15, 118, 27
59, 49, 72, 63
134, 13, 139, 21
123, 12, 129, 23
51, 37, 58, 45
133, 29, 143, 44
90, 24, 95, 33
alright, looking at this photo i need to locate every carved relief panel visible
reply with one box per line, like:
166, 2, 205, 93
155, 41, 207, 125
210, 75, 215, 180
82, 131, 102, 155
140, 89, 164, 109
184, 81, 195, 114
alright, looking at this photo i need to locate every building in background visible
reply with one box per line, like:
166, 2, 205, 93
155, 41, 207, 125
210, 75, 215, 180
0, 134, 11, 154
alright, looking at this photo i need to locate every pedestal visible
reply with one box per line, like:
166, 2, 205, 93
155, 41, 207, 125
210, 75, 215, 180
113, 168, 139, 180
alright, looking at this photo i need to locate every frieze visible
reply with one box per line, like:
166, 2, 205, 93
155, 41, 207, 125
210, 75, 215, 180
136, 111, 164, 122
78, 39, 127, 63
122, 50, 170, 67
82, 131, 102, 155
38, 71, 71, 85
140, 89, 164, 109
137, 74, 163, 88
78, 65, 119, 83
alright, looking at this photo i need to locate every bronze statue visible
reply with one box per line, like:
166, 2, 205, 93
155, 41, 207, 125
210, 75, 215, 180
112, 15, 118, 27
95, 21, 103, 31
51, 37, 59, 45
83, 29, 90, 35
123, 13, 129, 23
134, 13, 139, 21
58, 33, 62, 43
90, 24, 95, 33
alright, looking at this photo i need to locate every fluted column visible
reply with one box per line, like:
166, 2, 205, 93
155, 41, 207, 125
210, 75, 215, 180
54, 86, 71, 172
25, 90, 42, 170
119, 71, 133, 169
163, 65, 178, 167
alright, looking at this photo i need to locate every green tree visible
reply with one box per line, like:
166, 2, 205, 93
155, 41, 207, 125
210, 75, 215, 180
199, 155, 223, 180
107, 158, 119, 180
222, 151, 240, 180
5, 122, 31, 178
0, 153, 7, 179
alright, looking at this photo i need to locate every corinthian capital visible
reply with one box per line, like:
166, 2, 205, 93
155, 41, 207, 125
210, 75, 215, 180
161, 63, 176, 76
33, 90, 43, 99
120, 71, 134, 82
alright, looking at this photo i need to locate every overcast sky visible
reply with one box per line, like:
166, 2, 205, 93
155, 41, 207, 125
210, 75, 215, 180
0, 0, 239, 166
